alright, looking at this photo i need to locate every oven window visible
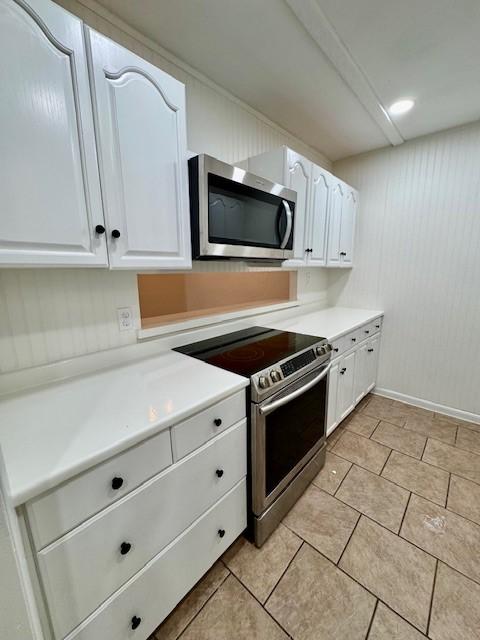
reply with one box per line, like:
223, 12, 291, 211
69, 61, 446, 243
264, 375, 327, 496
208, 174, 294, 249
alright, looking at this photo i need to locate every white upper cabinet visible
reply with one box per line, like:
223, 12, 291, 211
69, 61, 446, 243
327, 179, 357, 267
285, 150, 312, 266
245, 146, 357, 268
0, 0, 107, 266
86, 29, 191, 270
308, 164, 330, 266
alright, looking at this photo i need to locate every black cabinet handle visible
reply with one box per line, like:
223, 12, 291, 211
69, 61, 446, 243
365, 330, 370, 334
111, 229, 121, 239
95, 224, 105, 235
111, 477, 124, 490
215, 469, 224, 478
340, 368, 346, 375
351, 338, 356, 342
368, 348, 374, 353
340, 251, 347, 256
120, 542, 132, 555
218, 528, 226, 538
131, 616, 141, 630
214, 418, 222, 427
333, 348, 339, 352
375, 324, 380, 329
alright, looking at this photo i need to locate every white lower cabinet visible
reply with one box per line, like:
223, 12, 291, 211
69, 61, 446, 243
38, 420, 246, 638
327, 319, 382, 435
337, 351, 356, 422
24, 390, 247, 640
66, 480, 247, 640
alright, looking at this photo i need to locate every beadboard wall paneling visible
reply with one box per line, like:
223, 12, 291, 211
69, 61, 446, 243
0, 0, 332, 375
0, 270, 140, 374
330, 121, 480, 415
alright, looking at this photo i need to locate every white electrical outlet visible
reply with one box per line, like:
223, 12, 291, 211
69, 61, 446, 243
117, 307, 134, 331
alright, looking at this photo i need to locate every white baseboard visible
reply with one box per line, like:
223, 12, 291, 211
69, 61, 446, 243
373, 387, 480, 426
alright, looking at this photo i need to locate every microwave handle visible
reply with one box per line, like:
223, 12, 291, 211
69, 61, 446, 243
259, 362, 332, 416
279, 200, 293, 249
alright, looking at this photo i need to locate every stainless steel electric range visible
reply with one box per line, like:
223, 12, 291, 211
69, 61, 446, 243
175, 326, 332, 546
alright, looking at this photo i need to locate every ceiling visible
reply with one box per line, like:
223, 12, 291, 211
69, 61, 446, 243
95, 0, 480, 161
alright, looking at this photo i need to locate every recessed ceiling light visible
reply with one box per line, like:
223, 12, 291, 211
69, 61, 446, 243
388, 99, 415, 115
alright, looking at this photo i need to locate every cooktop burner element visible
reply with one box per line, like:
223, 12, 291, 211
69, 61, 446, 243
175, 326, 332, 401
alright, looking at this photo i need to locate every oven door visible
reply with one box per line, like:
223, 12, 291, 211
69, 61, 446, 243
196, 155, 296, 260
252, 361, 330, 516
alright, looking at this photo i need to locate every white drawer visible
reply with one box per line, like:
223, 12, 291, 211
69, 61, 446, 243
371, 317, 383, 333
330, 335, 346, 358
38, 420, 247, 639
66, 479, 247, 640
172, 390, 245, 460
27, 428, 173, 550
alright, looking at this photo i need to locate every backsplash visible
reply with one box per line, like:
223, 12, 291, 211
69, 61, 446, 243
0, 266, 327, 375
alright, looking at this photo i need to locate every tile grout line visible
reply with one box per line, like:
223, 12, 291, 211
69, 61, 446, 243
426, 559, 439, 637
445, 472, 452, 508
302, 538, 429, 636
378, 447, 393, 476
335, 509, 362, 567
170, 565, 231, 640
364, 599, 379, 640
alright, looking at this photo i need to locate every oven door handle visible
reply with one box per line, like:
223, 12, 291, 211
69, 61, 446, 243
279, 200, 293, 249
259, 362, 332, 416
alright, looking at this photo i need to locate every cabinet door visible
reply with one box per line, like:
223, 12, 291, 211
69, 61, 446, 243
308, 165, 330, 266
0, 0, 107, 266
337, 351, 356, 422
354, 342, 369, 405
366, 335, 380, 392
339, 186, 357, 266
326, 179, 345, 266
326, 360, 339, 435
86, 28, 191, 270
284, 150, 311, 266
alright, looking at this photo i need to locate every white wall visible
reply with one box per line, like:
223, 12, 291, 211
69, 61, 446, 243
330, 121, 480, 416
0, 0, 331, 376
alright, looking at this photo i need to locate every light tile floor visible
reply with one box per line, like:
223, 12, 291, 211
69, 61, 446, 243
152, 394, 480, 640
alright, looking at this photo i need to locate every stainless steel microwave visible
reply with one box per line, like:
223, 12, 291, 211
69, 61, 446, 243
188, 154, 296, 260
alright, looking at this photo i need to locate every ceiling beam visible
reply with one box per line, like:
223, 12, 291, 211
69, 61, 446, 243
285, 0, 404, 146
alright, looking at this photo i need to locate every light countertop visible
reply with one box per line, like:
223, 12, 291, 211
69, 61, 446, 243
263, 306, 384, 341
0, 350, 248, 506
0, 304, 383, 507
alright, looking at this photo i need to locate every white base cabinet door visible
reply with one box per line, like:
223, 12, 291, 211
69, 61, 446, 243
0, 0, 107, 267
327, 322, 382, 436
326, 360, 339, 435
337, 351, 356, 422
86, 28, 192, 270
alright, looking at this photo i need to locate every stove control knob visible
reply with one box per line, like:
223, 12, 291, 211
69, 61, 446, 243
258, 375, 270, 389
325, 343, 333, 352
270, 369, 281, 383
316, 345, 326, 356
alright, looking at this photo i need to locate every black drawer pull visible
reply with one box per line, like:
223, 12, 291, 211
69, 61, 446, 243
131, 616, 141, 630
375, 324, 380, 329
218, 528, 226, 538
214, 418, 222, 427
368, 348, 374, 353
340, 368, 347, 375
340, 251, 347, 256
365, 330, 370, 334
351, 338, 356, 342
111, 477, 124, 490
215, 469, 224, 478
120, 542, 132, 555
333, 348, 339, 352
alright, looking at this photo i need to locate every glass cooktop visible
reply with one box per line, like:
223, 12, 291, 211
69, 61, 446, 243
174, 326, 324, 377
